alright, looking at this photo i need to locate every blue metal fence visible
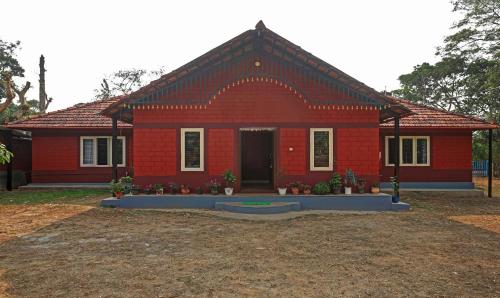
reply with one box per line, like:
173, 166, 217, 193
472, 160, 489, 177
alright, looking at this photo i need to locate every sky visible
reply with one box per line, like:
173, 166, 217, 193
2, 0, 459, 112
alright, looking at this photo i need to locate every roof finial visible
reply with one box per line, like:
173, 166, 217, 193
255, 20, 266, 30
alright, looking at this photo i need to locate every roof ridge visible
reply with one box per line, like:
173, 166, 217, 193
388, 95, 496, 126
7, 96, 124, 125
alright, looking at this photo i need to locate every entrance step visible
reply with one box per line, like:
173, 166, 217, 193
215, 201, 301, 214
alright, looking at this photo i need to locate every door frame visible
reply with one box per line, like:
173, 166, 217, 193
238, 127, 277, 191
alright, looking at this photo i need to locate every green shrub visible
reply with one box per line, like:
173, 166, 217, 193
313, 181, 331, 195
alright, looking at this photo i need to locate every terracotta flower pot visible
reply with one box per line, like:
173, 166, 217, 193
371, 187, 380, 194
181, 188, 190, 195
115, 191, 124, 199
291, 187, 300, 195
303, 189, 311, 195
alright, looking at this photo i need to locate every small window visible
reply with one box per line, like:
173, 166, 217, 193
181, 128, 204, 171
80, 136, 126, 167
385, 136, 430, 166
401, 138, 413, 165
387, 138, 396, 165
310, 128, 333, 171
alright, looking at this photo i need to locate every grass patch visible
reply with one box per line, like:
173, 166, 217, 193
0, 189, 110, 205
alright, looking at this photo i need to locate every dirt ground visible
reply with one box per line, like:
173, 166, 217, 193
0, 194, 499, 297
474, 176, 500, 197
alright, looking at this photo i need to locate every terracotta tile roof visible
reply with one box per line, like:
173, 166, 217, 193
103, 21, 411, 122
5, 97, 132, 129
381, 97, 498, 130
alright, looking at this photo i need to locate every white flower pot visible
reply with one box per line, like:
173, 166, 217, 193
278, 188, 287, 196
224, 187, 234, 196
345, 187, 352, 195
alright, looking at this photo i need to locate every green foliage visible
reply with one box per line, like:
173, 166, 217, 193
110, 180, 125, 194
0, 39, 25, 99
222, 169, 237, 186
154, 183, 164, 190
329, 173, 342, 190
390, 176, 399, 193
344, 168, 357, 187
393, 0, 499, 163
0, 99, 40, 124
313, 181, 331, 195
0, 143, 13, 165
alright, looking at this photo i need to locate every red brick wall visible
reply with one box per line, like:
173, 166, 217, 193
208, 129, 235, 175
134, 81, 379, 125
380, 129, 472, 182
279, 128, 307, 176
132, 76, 380, 189
133, 128, 176, 177
336, 128, 380, 177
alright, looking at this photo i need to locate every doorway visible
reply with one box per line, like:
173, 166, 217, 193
240, 130, 274, 192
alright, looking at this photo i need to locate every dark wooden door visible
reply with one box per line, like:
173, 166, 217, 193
241, 131, 273, 184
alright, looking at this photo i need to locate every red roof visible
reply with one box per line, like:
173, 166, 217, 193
5, 97, 132, 129
381, 97, 498, 130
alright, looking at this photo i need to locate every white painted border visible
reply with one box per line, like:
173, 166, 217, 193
310, 128, 333, 171
385, 136, 430, 167
181, 128, 204, 172
79, 136, 126, 167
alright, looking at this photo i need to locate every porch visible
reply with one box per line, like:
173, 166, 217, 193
101, 193, 410, 213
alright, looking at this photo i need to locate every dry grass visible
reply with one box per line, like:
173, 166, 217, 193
474, 176, 500, 197
449, 215, 500, 234
0, 193, 498, 297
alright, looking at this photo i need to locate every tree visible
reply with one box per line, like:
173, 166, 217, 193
394, 0, 499, 119
0, 143, 13, 165
393, 0, 500, 172
94, 67, 166, 100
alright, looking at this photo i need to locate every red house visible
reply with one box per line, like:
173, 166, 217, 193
5, 21, 498, 193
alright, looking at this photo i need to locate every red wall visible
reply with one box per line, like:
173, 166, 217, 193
29, 129, 132, 183
380, 129, 472, 182
132, 80, 381, 190
208, 129, 235, 175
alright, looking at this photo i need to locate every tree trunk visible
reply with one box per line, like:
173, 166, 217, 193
38, 55, 52, 114
0, 73, 15, 114
13, 81, 31, 118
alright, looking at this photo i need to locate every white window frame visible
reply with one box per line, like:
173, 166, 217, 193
181, 128, 204, 172
310, 128, 333, 171
385, 136, 430, 167
80, 136, 126, 167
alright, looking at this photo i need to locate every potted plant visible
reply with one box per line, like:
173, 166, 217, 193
207, 179, 221, 195
110, 180, 125, 199
303, 184, 312, 195
329, 172, 342, 194
130, 184, 141, 195
390, 176, 400, 203
371, 182, 380, 194
222, 169, 237, 196
276, 169, 287, 195
312, 181, 331, 195
143, 184, 154, 194
195, 186, 204, 194
180, 184, 191, 195
154, 183, 164, 195
288, 181, 302, 195
344, 168, 357, 195
119, 176, 133, 194
357, 177, 366, 194
168, 182, 178, 195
